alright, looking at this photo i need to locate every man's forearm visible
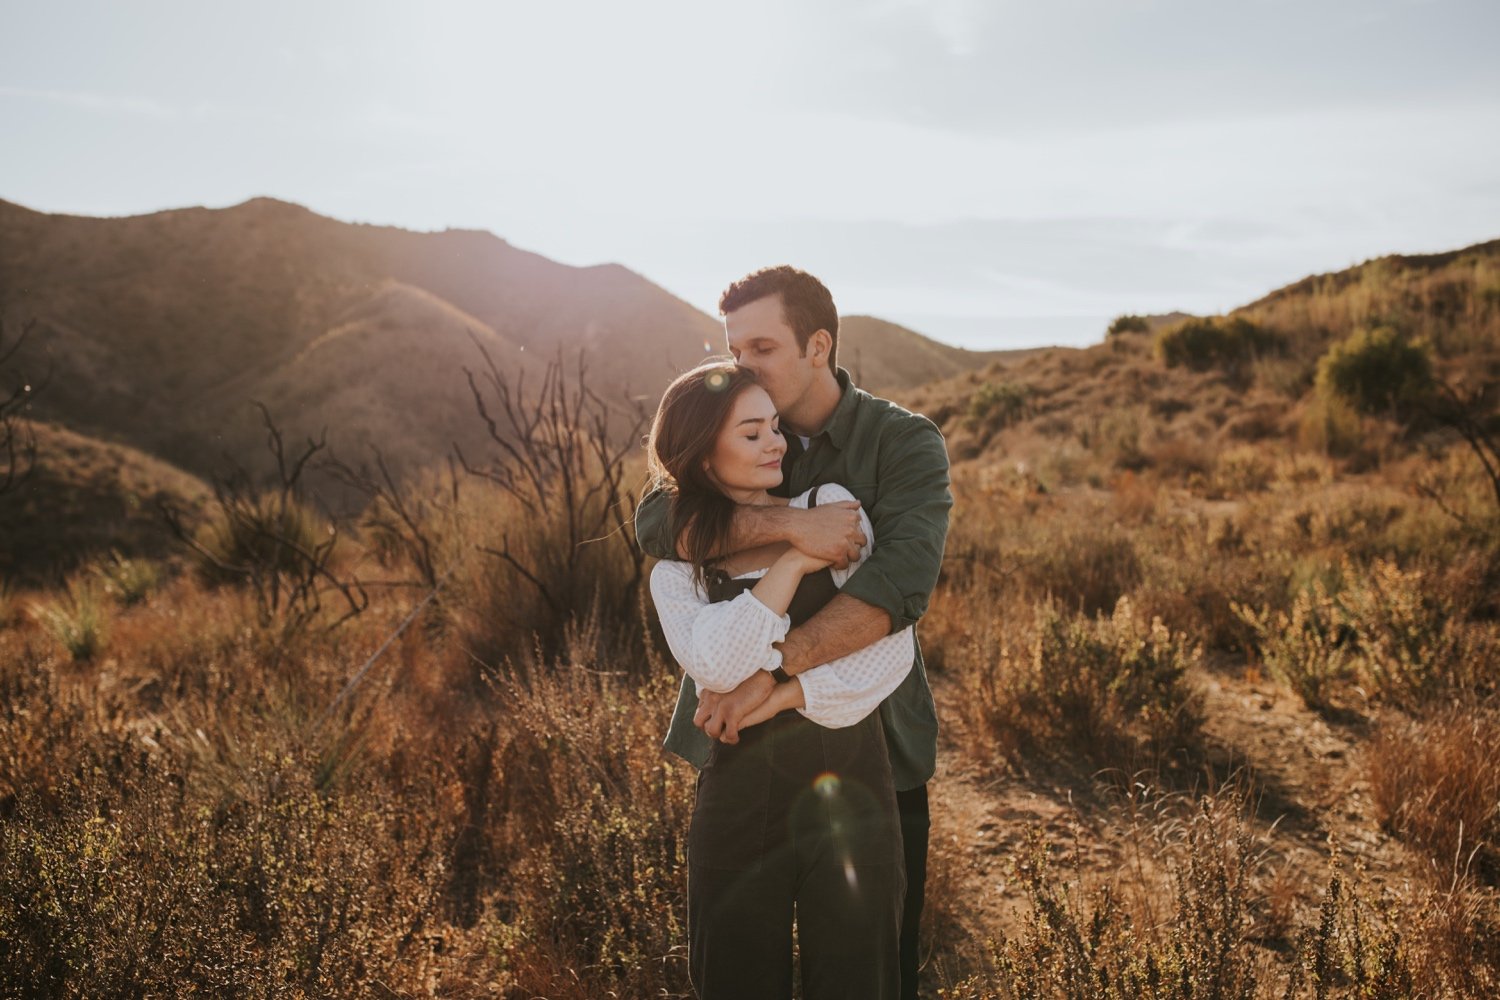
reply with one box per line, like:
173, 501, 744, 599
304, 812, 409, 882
775, 593, 893, 676
725, 504, 798, 556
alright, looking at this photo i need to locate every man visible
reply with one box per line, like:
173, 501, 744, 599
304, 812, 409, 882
636, 265, 952, 1000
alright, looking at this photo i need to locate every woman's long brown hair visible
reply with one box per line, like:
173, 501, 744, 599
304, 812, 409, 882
646, 361, 766, 588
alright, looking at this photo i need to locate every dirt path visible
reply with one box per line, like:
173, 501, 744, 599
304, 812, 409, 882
919, 661, 1429, 991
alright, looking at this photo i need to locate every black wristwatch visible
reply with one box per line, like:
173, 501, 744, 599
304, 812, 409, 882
770, 665, 792, 684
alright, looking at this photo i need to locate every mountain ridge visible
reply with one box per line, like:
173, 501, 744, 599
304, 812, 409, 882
0, 195, 1014, 504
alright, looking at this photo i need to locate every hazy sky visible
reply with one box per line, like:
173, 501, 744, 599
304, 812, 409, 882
3, 0, 1498, 348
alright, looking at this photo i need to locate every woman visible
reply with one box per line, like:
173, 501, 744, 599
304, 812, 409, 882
647, 360, 915, 1000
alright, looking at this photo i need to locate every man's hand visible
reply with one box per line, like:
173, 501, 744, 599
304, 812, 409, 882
694, 671, 777, 744
787, 500, 865, 570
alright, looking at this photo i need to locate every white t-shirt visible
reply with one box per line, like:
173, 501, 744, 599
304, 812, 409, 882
648, 483, 915, 729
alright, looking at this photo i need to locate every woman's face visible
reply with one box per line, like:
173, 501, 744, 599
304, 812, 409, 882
703, 385, 785, 497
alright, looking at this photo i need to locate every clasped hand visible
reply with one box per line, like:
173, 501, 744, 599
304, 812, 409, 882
693, 501, 862, 743
693, 671, 777, 745
792, 499, 865, 569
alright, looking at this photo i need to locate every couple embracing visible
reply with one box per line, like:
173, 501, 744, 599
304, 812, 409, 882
638, 266, 952, 1000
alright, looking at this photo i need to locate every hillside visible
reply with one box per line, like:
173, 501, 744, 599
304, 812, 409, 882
839, 314, 1032, 393
906, 239, 1500, 469
0, 197, 1004, 501
0, 420, 210, 586
0, 196, 722, 494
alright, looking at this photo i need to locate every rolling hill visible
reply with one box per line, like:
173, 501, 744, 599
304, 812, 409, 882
0, 197, 1005, 501
838, 315, 1031, 393
0, 196, 722, 494
904, 238, 1500, 465
0, 421, 211, 586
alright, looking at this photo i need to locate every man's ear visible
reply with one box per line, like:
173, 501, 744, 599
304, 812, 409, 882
807, 329, 832, 366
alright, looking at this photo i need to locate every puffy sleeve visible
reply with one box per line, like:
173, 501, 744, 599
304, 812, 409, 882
649, 560, 789, 694
794, 483, 916, 728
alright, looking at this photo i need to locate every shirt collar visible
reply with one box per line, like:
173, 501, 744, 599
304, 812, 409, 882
814, 367, 861, 449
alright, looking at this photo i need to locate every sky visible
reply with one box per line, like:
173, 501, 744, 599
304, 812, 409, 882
2, 0, 1499, 349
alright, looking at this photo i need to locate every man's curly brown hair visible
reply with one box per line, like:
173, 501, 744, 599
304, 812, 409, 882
718, 265, 839, 372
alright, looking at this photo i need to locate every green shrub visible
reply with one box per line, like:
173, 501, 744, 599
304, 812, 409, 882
990, 799, 1261, 999
31, 579, 108, 661
1155, 316, 1284, 375
1233, 582, 1354, 710
1342, 558, 1491, 705
1107, 313, 1151, 337
967, 380, 1032, 431
459, 661, 696, 997
192, 492, 329, 585
1315, 326, 1433, 417
92, 550, 161, 606
1086, 407, 1149, 471
1297, 392, 1366, 459
961, 597, 1201, 767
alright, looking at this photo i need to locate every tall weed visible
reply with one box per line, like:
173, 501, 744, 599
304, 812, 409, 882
959, 597, 1201, 770
1233, 582, 1354, 711
1367, 706, 1500, 883
939, 793, 1414, 999
91, 548, 162, 606
30, 577, 108, 661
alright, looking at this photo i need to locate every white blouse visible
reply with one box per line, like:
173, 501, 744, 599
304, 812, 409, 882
648, 484, 915, 729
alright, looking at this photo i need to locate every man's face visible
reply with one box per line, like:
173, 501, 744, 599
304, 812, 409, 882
725, 294, 817, 416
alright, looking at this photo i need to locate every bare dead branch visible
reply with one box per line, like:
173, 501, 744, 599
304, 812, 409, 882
0, 317, 41, 496
161, 402, 368, 640
458, 342, 649, 658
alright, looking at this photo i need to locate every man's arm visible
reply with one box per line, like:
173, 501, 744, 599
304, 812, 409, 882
635, 483, 867, 564
697, 448, 947, 741
774, 593, 890, 675
699, 590, 894, 741
782, 417, 952, 672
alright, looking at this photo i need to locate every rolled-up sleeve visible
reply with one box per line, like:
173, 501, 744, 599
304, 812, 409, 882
649, 560, 788, 693
839, 417, 952, 634
634, 486, 678, 561
792, 484, 915, 727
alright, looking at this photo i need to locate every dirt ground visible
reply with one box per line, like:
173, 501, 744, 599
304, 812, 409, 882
918, 661, 1464, 992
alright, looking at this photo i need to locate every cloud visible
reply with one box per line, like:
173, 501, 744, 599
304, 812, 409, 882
0, 86, 178, 119
870, 0, 996, 57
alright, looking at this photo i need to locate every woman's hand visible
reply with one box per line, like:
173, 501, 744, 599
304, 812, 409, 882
778, 546, 833, 576
719, 676, 804, 742
750, 546, 831, 617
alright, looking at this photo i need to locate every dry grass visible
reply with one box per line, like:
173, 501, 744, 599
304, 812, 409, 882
954, 596, 1202, 773
0, 557, 696, 998
6, 239, 1500, 996
936, 790, 1434, 999
1367, 706, 1500, 882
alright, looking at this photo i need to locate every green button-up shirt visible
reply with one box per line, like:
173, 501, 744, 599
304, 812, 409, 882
636, 367, 953, 790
